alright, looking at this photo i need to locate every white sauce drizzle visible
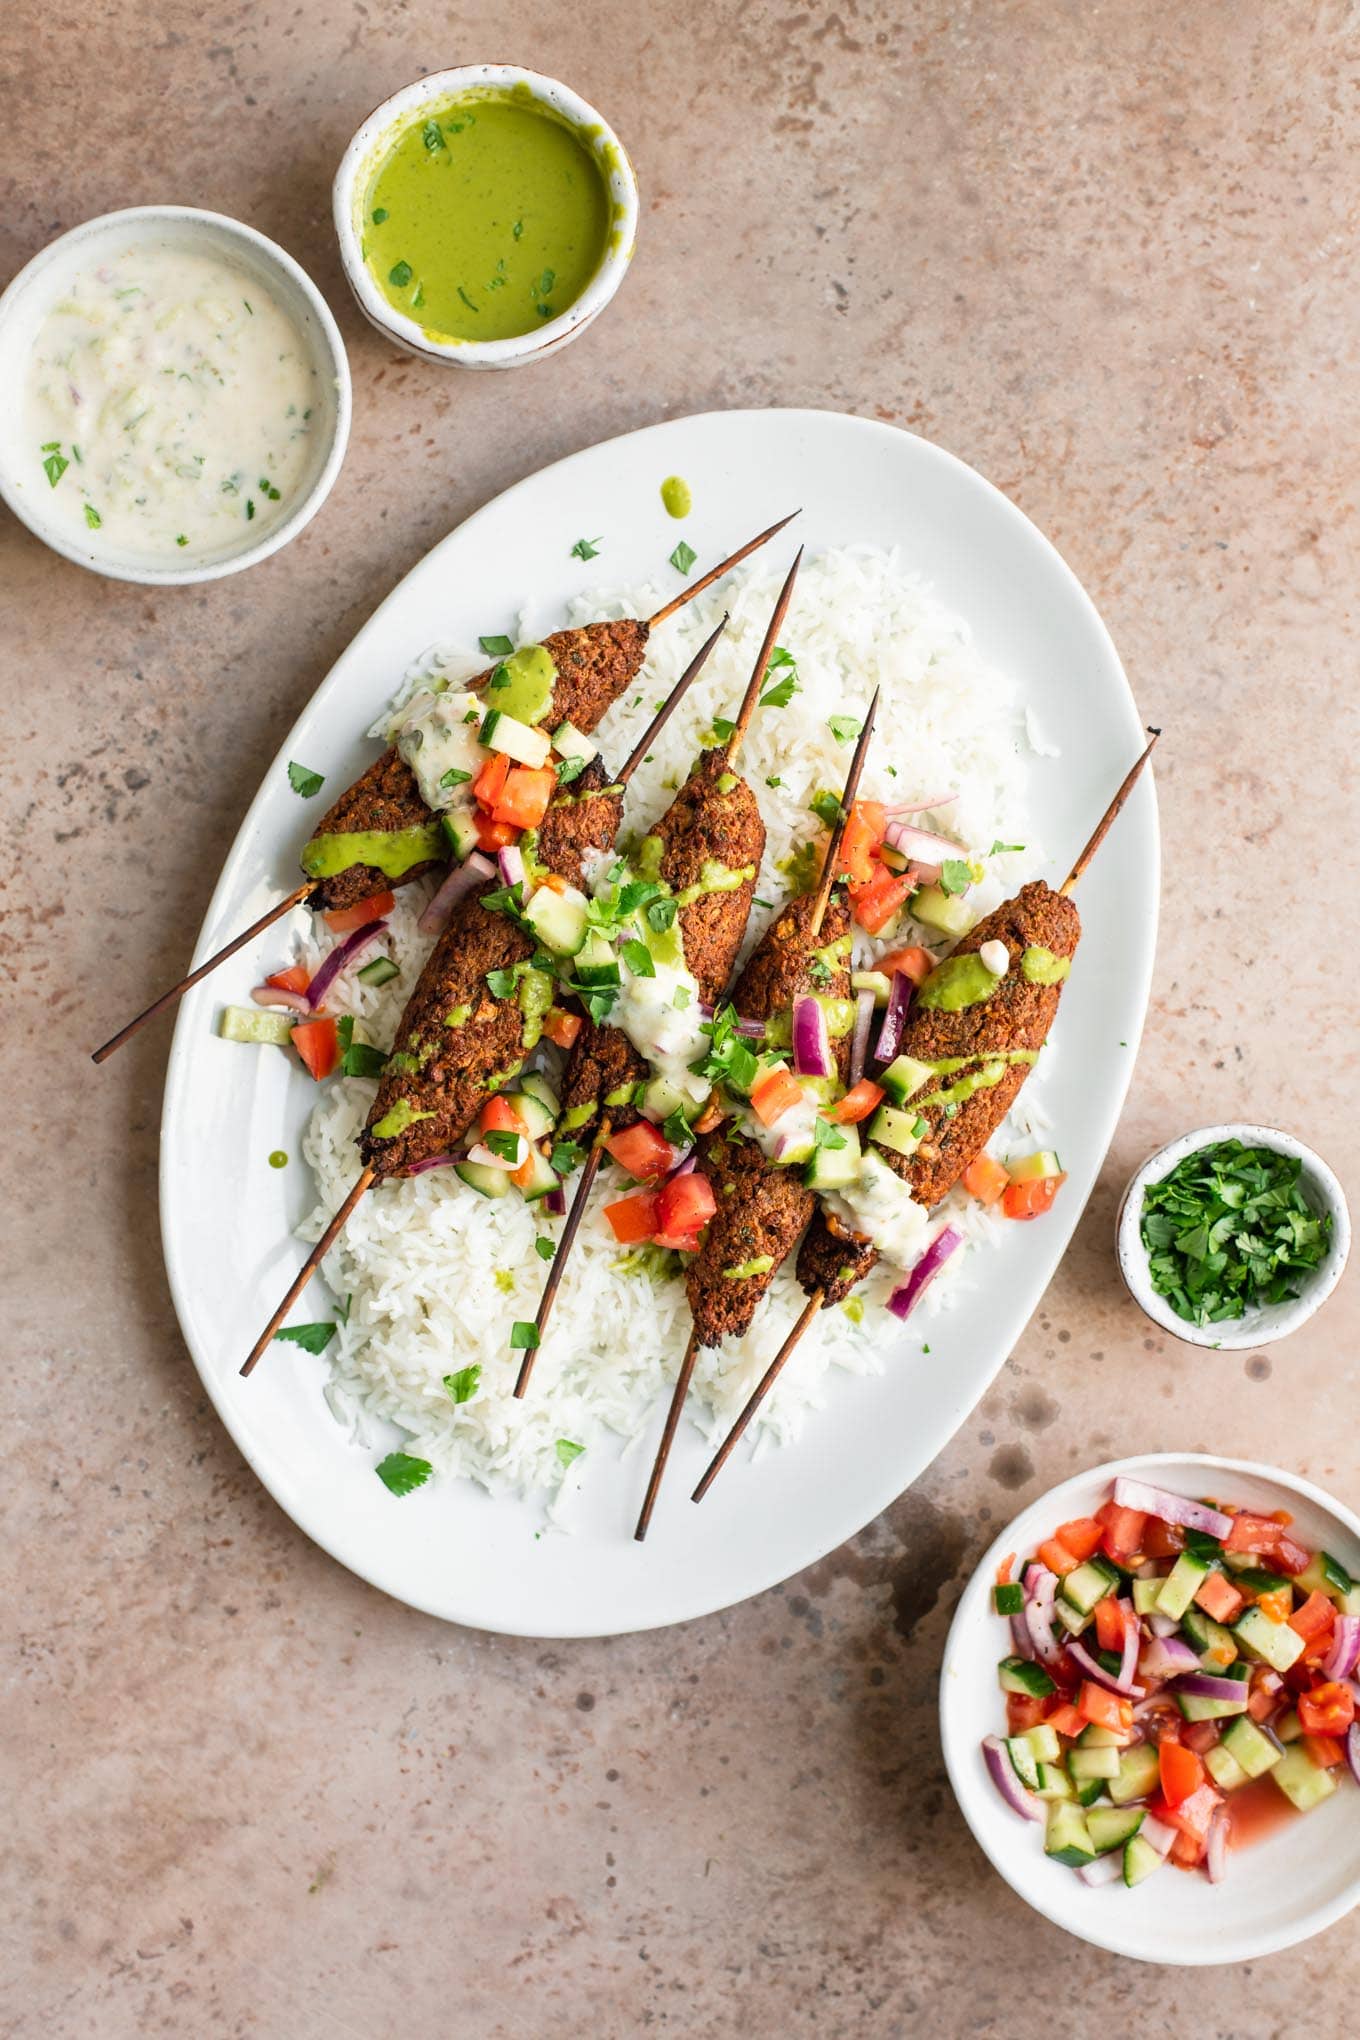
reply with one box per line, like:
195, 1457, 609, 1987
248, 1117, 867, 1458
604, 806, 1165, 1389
823, 1149, 931, 1268
395, 689, 486, 813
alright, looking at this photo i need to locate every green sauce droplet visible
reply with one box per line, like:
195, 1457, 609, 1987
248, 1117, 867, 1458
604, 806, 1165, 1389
660, 474, 692, 518
269, 1150, 288, 1169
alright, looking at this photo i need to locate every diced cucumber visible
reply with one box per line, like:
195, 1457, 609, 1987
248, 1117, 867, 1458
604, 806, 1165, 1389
993, 1582, 1025, 1616
1108, 1744, 1161, 1805
514, 1146, 560, 1202
912, 884, 974, 937
1155, 1550, 1211, 1620
518, 1070, 561, 1120
1061, 1556, 1123, 1616
525, 882, 590, 957
1069, 1745, 1122, 1782
441, 809, 481, 862
1233, 1605, 1306, 1672
574, 932, 620, 988
1233, 1564, 1292, 1595
805, 1123, 862, 1191
357, 954, 400, 987
1023, 1723, 1062, 1764
867, 1103, 924, 1158
455, 1160, 510, 1199
550, 720, 598, 766
1006, 1148, 1062, 1185
1043, 1801, 1095, 1867
1005, 1736, 1041, 1789
1055, 1597, 1092, 1636
1033, 1762, 1074, 1802
1078, 1724, 1127, 1749
878, 1054, 933, 1106
1122, 1834, 1164, 1887
218, 1004, 296, 1047
504, 1089, 555, 1140
1272, 1743, 1340, 1812
1181, 1608, 1238, 1668
641, 1074, 693, 1127
1204, 1743, 1250, 1793
1276, 1708, 1302, 1743
1075, 1776, 1105, 1807
1221, 1715, 1284, 1779
997, 1655, 1056, 1698
1086, 1805, 1144, 1853
482, 710, 551, 767
1176, 1688, 1251, 1723
851, 969, 891, 1006
1132, 1577, 1163, 1616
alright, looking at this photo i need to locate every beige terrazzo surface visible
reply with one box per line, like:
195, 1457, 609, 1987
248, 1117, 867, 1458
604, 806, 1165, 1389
3, 2, 1358, 2033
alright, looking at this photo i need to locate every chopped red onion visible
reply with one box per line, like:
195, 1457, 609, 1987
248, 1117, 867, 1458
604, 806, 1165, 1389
887, 1225, 963, 1322
1139, 1635, 1200, 1681
467, 1136, 527, 1172
849, 989, 875, 1088
250, 985, 312, 1015
1077, 1851, 1125, 1887
497, 843, 525, 888
1117, 1597, 1141, 1690
1167, 1671, 1250, 1710
1111, 1477, 1234, 1542
1022, 1562, 1046, 1596
1323, 1614, 1360, 1681
545, 1186, 566, 1216
873, 969, 914, 1063
1009, 1610, 1035, 1661
417, 852, 496, 936
1146, 1611, 1180, 1639
306, 919, 387, 1009
1205, 1807, 1229, 1885
1068, 1637, 1145, 1698
1141, 1813, 1178, 1857
882, 791, 957, 816
792, 994, 834, 1078
981, 1736, 1044, 1823
406, 1151, 461, 1176
1023, 1579, 1064, 1669
735, 1016, 766, 1039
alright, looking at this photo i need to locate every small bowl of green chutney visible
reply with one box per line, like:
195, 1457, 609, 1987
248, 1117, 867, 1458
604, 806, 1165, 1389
333, 65, 638, 369
1115, 1124, 1350, 1350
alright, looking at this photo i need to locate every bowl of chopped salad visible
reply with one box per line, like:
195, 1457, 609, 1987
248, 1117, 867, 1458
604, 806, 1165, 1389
940, 1454, 1360, 1963
1115, 1125, 1349, 1350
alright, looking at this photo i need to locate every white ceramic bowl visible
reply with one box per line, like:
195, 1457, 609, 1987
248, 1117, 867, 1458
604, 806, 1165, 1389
1115, 1124, 1350, 1351
0, 206, 350, 586
941, 1452, 1360, 1964
332, 65, 639, 369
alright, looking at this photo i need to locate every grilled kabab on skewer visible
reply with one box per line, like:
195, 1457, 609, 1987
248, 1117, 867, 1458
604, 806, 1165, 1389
92, 512, 797, 1064
239, 618, 733, 1377
693, 732, 1161, 1501
511, 555, 807, 1394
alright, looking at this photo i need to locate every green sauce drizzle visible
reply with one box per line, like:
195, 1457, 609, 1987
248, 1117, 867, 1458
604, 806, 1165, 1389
302, 821, 445, 880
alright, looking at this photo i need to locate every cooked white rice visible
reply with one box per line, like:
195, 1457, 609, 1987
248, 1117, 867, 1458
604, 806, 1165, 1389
293, 547, 1057, 1498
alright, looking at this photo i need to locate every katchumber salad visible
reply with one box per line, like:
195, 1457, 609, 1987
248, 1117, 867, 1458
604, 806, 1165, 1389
984, 1476, 1359, 1888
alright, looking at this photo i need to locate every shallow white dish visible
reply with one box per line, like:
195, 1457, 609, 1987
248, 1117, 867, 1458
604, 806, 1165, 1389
941, 1452, 1360, 1964
1115, 1124, 1350, 1350
0, 206, 350, 584
159, 407, 1157, 1637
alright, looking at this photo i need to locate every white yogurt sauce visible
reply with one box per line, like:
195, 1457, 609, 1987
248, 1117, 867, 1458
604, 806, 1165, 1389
739, 1081, 821, 1164
614, 953, 710, 1106
395, 689, 486, 812
823, 1149, 931, 1269
23, 239, 319, 559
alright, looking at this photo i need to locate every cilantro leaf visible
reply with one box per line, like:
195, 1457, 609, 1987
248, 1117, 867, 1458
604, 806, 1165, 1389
555, 1438, 584, 1467
939, 859, 973, 896
551, 1139, 585, 1177
479, 634, 515, 657
535, 1236, 556, 1262
484, 1128, 523, 1162
570, 536, 602, 560
760, 651, 800, 709
42, 449, 69, 488
388, 260, 413, 289
989, 839, 1025, 856
375, 1451, 432, 1496
287, 761, 325, 798
710, 716, 735, 743
555, 754, 588, 784
812, 1116, 847, 1153
440, 766, 472, 788
510, 1321, 540, 1350
809, 789, 845, 829
272, 1321, 336, 1354
662, 1106, 692, 1148
827, 714, 862, 745
646, 896, 677, 934
669, 540, 697, 575
622, 939, 656, 979
1139, 1138, 1332, 1327
444, 1364, 481, 1403
83, 503, 102, 529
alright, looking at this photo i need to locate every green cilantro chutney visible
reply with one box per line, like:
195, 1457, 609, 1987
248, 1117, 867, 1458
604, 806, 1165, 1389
363, 93, 611, 342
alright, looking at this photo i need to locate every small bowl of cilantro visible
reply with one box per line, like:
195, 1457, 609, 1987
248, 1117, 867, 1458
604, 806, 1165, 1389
1116, 1125, 1349, 1349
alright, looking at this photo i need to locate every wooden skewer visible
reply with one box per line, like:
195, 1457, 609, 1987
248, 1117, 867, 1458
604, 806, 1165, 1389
807, 687, 881, 940
619, 612, 730, 784
240, 1165, 376, 1377
724, 548, 804, 766
514, 1140, 606, 1397
1060, 728, 1160, 896
90, 884, 313, 1065
647, 511, 799, 628
694, 726, 1165, 1498
635, 1328, 702, 1541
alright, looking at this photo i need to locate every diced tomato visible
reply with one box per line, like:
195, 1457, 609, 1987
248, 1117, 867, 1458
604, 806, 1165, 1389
1273, 1534, 1313, 1575
995, 1553, 1016, 1586
693, 1097, 725, 1136
493, 765, 556, 831
1247, 1682, 1278, 1723
837, 800, 887, 885
1303, 1733, 1346, 1770
480, 1095, 529, 1140
1224, 1512, 1287, 1556
1289, 1591, 1337, 1643
750, 1064, 806, 1127
1298, 1682, 1355, 1737
1077, 1682, 1132, 1732
1256, 1585, 1294, 1624
850, 865, 912, 937
654, 1170, 717, 1244
1043, 1702, 1087, 1738
1181, 1720, 1221, 1756
291, 1016, 339, 1081
266, 963, 311, 994
1093, 1597, 1127, 1653
510, 1147, 542, 1191
541, 1007, 583, 1051
1001, 1172, 1067, 1221
1271, 1508, 1295, 1527
473, 812, 519, 854
1096, 1500, 1149, 1564
1006, 1693, 1046, 1735
536, 871, 567, 893
1169, 1831, 1204, 1869
473, 751, 511, 810
602, 1190, 660, 1244
1055, 1517, 1105, 1562
1143, 1517, 1185, 1560
962, 1154, 1010, 1206
323, 891, 395, 934
604, 1121, 676, 1180
1166, 1780, 1221, 1844
1193, 1570, 1245, 1624
834, 1079, 885, 1125
1159, 1741, 1204, 1807
1038, 1538, 1079, 1578
876, 945, 935, 987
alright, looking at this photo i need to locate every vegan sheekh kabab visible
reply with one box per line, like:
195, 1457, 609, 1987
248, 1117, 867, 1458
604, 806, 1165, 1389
239, 614, 735, 1376
510, 554, 807, 1396
631, 693, 881, 1538
691, 730, 1162, 1504
90, 511, 797, 1064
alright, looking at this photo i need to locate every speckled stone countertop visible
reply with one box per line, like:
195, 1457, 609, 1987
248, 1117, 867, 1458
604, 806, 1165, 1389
4, 3, 1357, 2033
